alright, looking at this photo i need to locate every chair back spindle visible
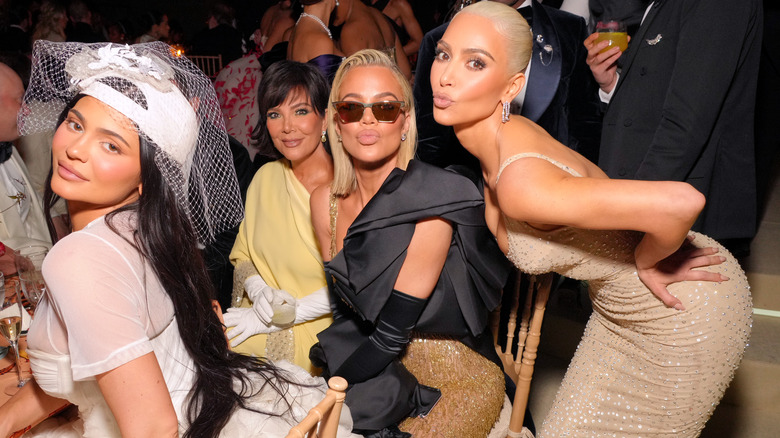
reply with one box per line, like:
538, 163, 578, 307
187, 55, 223, 81
286, 376, 348, 438
493, 272, 553, 438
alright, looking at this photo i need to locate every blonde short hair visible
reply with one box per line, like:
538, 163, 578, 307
457, 1, 533, 75
328, 49, 417, 196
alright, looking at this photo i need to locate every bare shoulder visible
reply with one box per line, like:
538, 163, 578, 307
498, 118, 606, 181
390, 0, 413, 16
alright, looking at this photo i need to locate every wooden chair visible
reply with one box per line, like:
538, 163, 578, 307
286, 376, 348, 438
491, 272, 553, 438
187, 55, 223, 80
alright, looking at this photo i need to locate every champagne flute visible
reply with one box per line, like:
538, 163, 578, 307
1, 278, 29, 394
15, 244, 49, 318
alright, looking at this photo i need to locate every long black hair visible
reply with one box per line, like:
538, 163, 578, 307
44, 96, 303, 438
250, 60, 330, 160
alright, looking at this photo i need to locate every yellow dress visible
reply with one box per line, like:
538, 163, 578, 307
229, 159, 332, 374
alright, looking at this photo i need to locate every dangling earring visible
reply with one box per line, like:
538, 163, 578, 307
335, 0, 340, 6
401, 133, 407, 141
501, 101, 510, 123
321, 131, 327, 143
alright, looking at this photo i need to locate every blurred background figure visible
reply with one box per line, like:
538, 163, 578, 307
258, 0, 295, 54
364, 0, 423, 65
0, 62, 54, 275
32, 0, 68, 43
287, 0, 342, 81
104, 19, 128, 44
0, 0, 32, 56
133, 10, 169, 43
66, 0, 102, 42
190, 1, 244, 66
336, 0, 411, 79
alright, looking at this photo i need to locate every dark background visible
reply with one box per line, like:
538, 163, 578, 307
79, 0, 451, 43
85, 0, 276, 42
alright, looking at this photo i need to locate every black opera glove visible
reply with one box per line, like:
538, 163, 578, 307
333, 289, 427, 384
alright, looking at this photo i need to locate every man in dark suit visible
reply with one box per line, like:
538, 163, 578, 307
0, 2, 32, 55
190, 2, 244, 66
66, 0, 104, 43
414, 0, 603, 174
588, 0, 763, 253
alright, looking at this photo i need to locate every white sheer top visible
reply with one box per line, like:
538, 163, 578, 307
28, 213, 173, 379
25, 213, 358, 437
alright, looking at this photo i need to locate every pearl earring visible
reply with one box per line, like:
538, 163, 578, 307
321, 131, 327, 143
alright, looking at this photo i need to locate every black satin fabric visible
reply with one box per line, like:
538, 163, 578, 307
310, 160, 512, 431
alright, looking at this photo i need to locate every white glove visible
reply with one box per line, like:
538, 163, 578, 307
244, 275, 294, 324
223, 307, 282, 347
293, 286, 332, 324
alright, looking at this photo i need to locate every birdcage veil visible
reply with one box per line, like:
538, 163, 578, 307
20, 41, 243, 244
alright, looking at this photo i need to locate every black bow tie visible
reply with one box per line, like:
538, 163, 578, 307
518, 5, 533, 28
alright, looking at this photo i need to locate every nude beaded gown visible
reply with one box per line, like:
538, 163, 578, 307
497, 153, 752, 437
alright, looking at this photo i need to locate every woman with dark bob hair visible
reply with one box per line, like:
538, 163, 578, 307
0, 42, 356, 437
225, 60, 335, 375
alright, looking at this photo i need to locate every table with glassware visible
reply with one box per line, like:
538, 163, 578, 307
0, 329, 32, 402
0, 245, 54, 436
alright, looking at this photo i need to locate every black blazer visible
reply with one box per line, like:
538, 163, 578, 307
414, 1, 602, 171
598, 0, 763, 240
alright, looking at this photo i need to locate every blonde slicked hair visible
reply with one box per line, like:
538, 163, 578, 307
457, 1, 533, 75
328, 49, 417, 196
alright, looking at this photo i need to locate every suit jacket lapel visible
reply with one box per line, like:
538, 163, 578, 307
615, 0, 665, 95
521, 3, 561, 122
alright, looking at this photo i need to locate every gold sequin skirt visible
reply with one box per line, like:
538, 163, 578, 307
399, 336, 505, 438
538, 236, 752, 437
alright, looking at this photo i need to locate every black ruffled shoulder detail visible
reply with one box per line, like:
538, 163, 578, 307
325, 160, 511, 337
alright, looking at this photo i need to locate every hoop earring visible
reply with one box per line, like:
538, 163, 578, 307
501, 101, 510, 123
321, 131, 327, 143
401, 133, 407, 141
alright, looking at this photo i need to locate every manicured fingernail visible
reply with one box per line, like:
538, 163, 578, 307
674, 303, 684, 311
720, 275, 729, 282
